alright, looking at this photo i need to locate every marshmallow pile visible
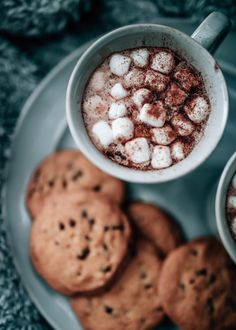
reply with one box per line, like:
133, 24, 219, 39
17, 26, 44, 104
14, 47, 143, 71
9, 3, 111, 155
83, 47, 210, 170
227, 174, 236, 236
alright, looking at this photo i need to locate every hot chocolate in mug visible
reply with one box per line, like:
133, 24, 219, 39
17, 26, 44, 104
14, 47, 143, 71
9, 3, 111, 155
66, 12, 231, 183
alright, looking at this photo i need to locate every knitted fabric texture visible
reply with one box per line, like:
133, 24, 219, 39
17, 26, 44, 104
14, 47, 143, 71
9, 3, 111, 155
0, 0, 92, 36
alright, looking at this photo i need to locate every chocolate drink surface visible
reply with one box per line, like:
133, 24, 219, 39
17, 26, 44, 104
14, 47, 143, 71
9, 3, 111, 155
226, 173, 236, 242
82, 47, 210, 170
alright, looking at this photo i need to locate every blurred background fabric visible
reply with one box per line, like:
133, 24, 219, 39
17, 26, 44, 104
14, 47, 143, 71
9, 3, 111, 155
0, 0, 235, 329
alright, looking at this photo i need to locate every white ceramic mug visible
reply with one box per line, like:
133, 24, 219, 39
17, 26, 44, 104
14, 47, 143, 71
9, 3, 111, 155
66, 12, 231, 183
215, 151, 236, 263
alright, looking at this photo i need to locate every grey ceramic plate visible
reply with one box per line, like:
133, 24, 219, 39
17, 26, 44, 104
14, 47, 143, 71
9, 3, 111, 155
3, 19, 236, 330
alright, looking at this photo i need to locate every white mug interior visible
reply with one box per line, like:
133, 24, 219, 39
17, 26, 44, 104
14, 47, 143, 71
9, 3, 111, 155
66, 24, 228, 183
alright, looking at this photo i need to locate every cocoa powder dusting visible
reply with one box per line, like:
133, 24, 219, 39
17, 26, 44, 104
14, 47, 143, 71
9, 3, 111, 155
82, 46, 211, 171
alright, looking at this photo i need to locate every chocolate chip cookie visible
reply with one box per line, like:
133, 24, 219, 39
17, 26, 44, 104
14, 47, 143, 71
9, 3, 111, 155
159, 237, 236, 330
30, 192, 131, 295
71, 240, 164, 330
128, 202, 182, 256
26, 150, 125, 219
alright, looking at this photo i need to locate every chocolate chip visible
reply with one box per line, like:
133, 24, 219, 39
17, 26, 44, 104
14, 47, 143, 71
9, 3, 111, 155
144, 284, 152, 289
104, 226, 109, 232
207, 298, 214, 314
69, 218, 76, 227
154, 306, 163, 313
104, 305, 113, 314
85, 235, 91, 241
140, 272, 147, 279
59, 222, 65, 230
189, 278, 195, 284
112, 224, 124, 231
81, 210, 87, 218
88, 218, 95, 226
178, 282, 185, 290
72, 171, 82, 181
196, 268, 207, 276
62, 180, 67, 188
48, 180, 54, 187
190, 249, 198, 256
208, 273, 216, 285
103, 243, 108, 251
93, 185, 101, 192
77, 247, 90, 260
101, 265, 112, 273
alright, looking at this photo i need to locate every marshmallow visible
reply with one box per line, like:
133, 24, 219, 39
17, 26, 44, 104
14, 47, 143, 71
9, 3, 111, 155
192, 129, 203, 144
170, 141, 186, 161
109, 54, 131, 76
151, 146, 172, 169
83, 95, 107, 114
232, 174, 236, 190
231, 217, 236, 235
139, 102, 166, 128
171, 114, 195, 136
228, 196, 236, 209
151, 125, 176, 145
145, 70, 169, 92
173, 63, 200, 91
164, 83, 187, 108
184, 96, 210, 123
110, 83, 128, 100
151, 51, 175, 74
108, 103, 127, 119
125, 138, 150, 164
124, 68, 145, 88
131, 48, 149, 67
90, 71, 105, 91
132, 88, 152, 109
112, 117, 134, 142
92, 121, 113, 147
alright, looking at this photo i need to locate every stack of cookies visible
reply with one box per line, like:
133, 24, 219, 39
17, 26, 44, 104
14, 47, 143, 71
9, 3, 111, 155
26, 150, 236, 330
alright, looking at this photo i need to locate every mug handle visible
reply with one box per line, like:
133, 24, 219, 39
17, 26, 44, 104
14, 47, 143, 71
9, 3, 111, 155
191, 11, 231, 54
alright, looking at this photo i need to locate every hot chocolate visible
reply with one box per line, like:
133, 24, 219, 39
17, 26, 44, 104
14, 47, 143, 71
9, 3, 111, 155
226, 173, 236, 241
82, 47, 210, 170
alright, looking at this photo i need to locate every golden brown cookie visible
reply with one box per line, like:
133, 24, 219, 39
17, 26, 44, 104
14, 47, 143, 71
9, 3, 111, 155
30, 192, 131, 295
159, 237, 236, 330
26, 150, 125, 219
71, 240, 164, 330
128, 202, 182, 256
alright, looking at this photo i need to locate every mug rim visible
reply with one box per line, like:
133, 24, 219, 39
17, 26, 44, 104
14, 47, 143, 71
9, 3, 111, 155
66, 23, 229, 183
215, 151, 236, 263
